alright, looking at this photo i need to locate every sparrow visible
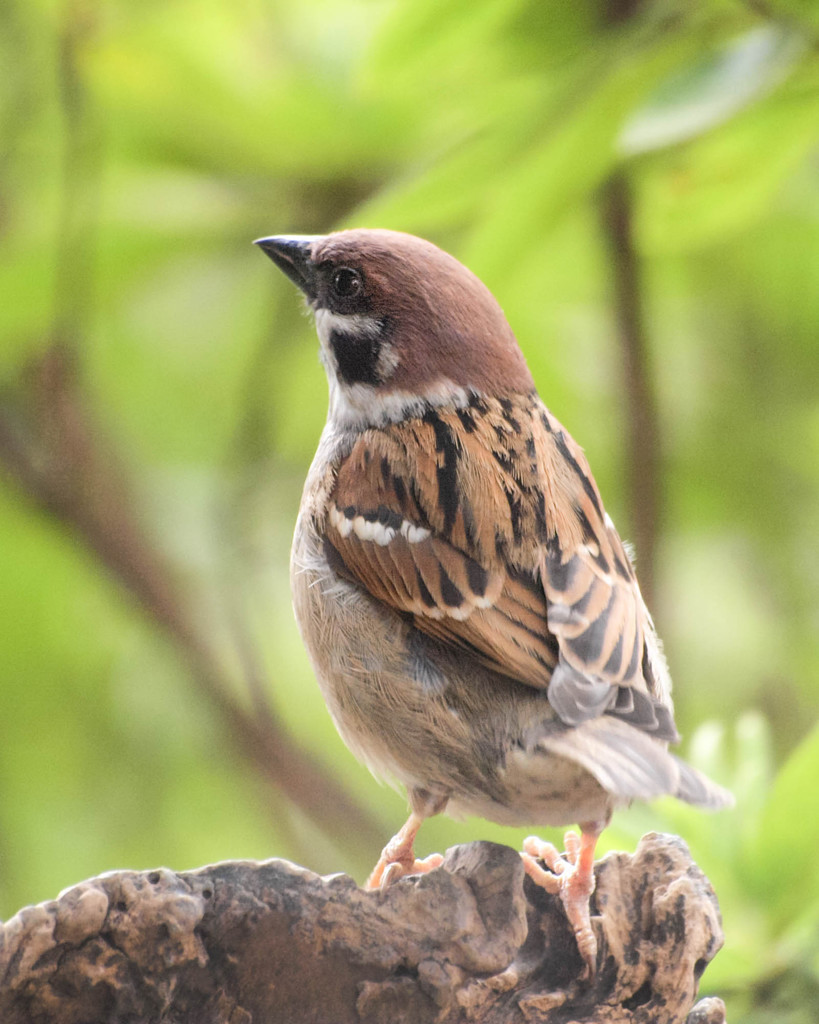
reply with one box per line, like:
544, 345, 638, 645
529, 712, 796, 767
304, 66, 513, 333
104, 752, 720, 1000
255, 228, 732, 975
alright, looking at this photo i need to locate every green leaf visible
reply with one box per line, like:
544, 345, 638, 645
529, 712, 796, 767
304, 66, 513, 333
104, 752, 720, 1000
748, 722, 819, 928
621, 26, 806, 154
635, 56, 819, 252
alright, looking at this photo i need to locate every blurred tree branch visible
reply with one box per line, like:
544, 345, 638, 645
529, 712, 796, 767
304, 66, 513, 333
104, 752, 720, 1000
599, 171, 659, 608
599, 0, 659, 610
0, 348, 383, 856
0, 0, 383, 860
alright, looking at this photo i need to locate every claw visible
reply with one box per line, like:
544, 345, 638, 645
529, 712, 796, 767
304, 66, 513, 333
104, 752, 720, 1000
521, 824, 603, 978
380, 861, 405, 889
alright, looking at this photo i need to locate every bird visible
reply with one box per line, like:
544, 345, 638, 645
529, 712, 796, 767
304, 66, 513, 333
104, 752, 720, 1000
255, 228, 733, 975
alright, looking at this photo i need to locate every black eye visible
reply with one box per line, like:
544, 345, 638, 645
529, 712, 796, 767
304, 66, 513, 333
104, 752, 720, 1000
332, 266, 363, 299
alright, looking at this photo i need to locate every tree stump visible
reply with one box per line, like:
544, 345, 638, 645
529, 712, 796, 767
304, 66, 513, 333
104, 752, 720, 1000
0, 831, 726, 1023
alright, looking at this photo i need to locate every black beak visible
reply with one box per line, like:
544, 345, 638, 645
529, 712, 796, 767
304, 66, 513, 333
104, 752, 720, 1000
254, 235, 321, 301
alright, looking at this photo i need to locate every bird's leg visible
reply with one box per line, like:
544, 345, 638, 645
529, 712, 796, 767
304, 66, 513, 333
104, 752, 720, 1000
521, 821, 604, 977
366, 811, 444, 889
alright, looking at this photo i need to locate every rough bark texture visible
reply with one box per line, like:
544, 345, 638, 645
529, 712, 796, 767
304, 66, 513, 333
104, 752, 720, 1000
0, 832, 726, 1024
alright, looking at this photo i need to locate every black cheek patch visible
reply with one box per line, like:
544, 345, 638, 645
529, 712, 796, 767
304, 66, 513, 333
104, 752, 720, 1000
330, 328, 382, 387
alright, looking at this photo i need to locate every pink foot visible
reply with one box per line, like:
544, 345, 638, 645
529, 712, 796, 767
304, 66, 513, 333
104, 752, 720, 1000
366, 812, 443, 890
521, 827, 601, 977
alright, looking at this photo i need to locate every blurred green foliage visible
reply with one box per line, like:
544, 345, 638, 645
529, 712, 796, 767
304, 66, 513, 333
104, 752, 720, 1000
1, 0, 819, 1018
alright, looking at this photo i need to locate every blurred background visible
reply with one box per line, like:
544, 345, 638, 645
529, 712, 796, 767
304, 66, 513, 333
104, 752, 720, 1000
1, 0, 818, 1018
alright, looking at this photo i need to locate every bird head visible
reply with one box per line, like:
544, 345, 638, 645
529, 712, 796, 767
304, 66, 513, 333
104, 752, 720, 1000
255, 229, 534, 429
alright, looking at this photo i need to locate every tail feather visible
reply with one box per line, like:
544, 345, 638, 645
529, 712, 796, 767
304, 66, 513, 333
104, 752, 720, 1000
673, 755, 734, 810
538, 716, 733, 809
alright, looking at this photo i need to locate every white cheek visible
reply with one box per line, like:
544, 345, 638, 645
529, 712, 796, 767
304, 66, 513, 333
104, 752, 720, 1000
314, 309, 383, 347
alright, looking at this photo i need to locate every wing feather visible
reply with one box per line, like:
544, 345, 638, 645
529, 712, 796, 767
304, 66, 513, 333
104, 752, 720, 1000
323, 394, 675, 739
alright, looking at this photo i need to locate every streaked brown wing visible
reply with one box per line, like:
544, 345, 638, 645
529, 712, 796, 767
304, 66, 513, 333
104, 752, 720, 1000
324, 401, 559, 687
538, 418, 644, 684
323, 395, 674, 738
335, 527, 560, 685
532, 407, 676, 737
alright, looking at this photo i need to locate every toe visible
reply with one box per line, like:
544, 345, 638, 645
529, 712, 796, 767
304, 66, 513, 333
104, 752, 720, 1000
415, 853, 444, 872
521, 835, 599, 977
521, 851, 561, 893
368, 852, 443, 891
523, 835, 566, 873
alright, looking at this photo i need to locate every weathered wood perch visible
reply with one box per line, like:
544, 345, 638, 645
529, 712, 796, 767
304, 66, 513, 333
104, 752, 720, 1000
0, 832, 726, 1024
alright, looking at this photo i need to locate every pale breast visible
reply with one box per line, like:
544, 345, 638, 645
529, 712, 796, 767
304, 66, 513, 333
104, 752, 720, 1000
292, 504, 464, 794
